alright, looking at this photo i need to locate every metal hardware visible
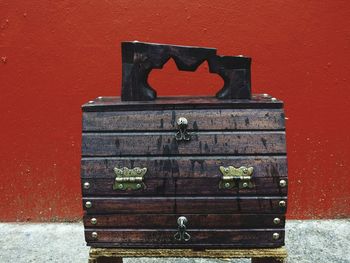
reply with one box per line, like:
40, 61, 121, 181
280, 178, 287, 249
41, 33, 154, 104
91, 232, 98, 239
279, 179, 287, 187
279, 200, 286, 207
174, 216, 191, 242
272, 233, 280, 240
113, 167, 147, 191
91, 218, 97, 225
83, 182, 90, 189
218, 166, 254, 189
273, 218, 281, 225
88, 100, 94, 104
85, 201, 92, 208
271, 97, 277, 101
175, 117, 191, 141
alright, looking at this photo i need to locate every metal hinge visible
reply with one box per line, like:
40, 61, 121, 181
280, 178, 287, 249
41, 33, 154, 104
113, 167, 147, 190
219, 166, 254, 189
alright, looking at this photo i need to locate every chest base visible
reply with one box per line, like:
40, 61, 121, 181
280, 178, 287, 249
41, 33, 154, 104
88, 247, 287, 263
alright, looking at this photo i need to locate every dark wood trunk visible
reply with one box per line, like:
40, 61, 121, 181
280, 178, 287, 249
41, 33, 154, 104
81, 94, 288, 249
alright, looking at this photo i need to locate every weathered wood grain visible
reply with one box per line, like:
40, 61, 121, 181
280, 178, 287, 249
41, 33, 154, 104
83, 197, 287, 214
85, 229, 284, 248
82, 132, 286, 156
82, 109, 285, 131
82, 95, 283, 112
88, 247, 288, 258
81, 177, 287, 196
81, 156, 287, 179
83, 214, 285, 229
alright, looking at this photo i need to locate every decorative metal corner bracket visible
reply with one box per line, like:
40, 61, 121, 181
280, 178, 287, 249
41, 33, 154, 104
219, 166, 254, 189
113, 167, 147, 191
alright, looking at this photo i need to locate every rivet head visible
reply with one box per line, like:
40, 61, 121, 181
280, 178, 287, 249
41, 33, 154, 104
91, 218, 97, 225
279, 200, 286, 207
272, 232, 280, 240
118, 184, 124, 189
224, 182, 231, 188
273, 218, 281, 225
91, 232, 98, 239
279, 179, 287, 187
242, 182, 248, 188
85, 201, 92, 208
83, 182, 90, 189
136, 183, 142, 189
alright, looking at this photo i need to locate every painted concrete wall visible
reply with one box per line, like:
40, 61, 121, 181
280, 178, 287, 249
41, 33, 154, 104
1, 1, 349, 221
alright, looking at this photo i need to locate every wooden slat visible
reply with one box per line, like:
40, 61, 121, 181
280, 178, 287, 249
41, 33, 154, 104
85, 229, 285, 248
82, 197, 287, 214
83, 214, 285, 229
81, 132, 286, 156
81, 156, 287, 179
82, 95, 283, 112
81, 177, 288, 196
82, 109, 285, 131
89, 247, 288, 258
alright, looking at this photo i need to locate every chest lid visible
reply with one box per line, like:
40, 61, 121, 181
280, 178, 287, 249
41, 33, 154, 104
82, 95, 283, 112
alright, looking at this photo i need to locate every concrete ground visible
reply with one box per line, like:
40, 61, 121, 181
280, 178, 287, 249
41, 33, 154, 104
0, 220, 349, 263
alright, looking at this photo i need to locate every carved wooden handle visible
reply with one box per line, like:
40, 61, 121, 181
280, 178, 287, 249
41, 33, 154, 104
121, 41, 251, 101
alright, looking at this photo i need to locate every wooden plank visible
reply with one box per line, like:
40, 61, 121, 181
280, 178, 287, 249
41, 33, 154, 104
84, 229, 285, 248
81, 132, 286, 156
89, 247, 288, 258
83, 214, 286, 229
81, 156, 287, 179
82, 95, 283, 112
82, 197, 287, 214
82, 109, 285, 131
81, 177, 288, 196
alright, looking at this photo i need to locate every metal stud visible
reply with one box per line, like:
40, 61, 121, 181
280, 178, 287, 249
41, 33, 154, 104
91, 232, 98, 239
91, 218, 97, 225
242, 182, 248, 188
224, 182, 231, 188
279, 200, 286, 207
88, 100, 94, 104
279, 179, 287, 187
272, 232, 280, 240
271, 97, 277, 101
85, 201, 92, 208
118, 184, 124, 189
83, 182, 90, 189
136, 183, 142, 189
273, 218, 281, 225
263, 93, 269, 97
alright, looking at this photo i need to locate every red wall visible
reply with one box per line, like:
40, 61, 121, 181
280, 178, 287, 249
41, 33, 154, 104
1, 1, 349, 221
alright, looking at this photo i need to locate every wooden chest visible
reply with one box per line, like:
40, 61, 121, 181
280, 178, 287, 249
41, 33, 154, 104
80, 42, 287, 249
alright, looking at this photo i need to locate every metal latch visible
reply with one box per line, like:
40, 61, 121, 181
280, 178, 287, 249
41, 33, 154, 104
174, 216, 191, 242
175, 117, 191, 141
219, 166, 254, 189
113, 167, 147, 190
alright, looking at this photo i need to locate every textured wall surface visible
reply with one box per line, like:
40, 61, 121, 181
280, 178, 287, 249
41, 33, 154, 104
0, 0, 349, 221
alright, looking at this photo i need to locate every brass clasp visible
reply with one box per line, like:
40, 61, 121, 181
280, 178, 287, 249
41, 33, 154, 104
219, 166, 254, 189
113, 167, 147, 190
